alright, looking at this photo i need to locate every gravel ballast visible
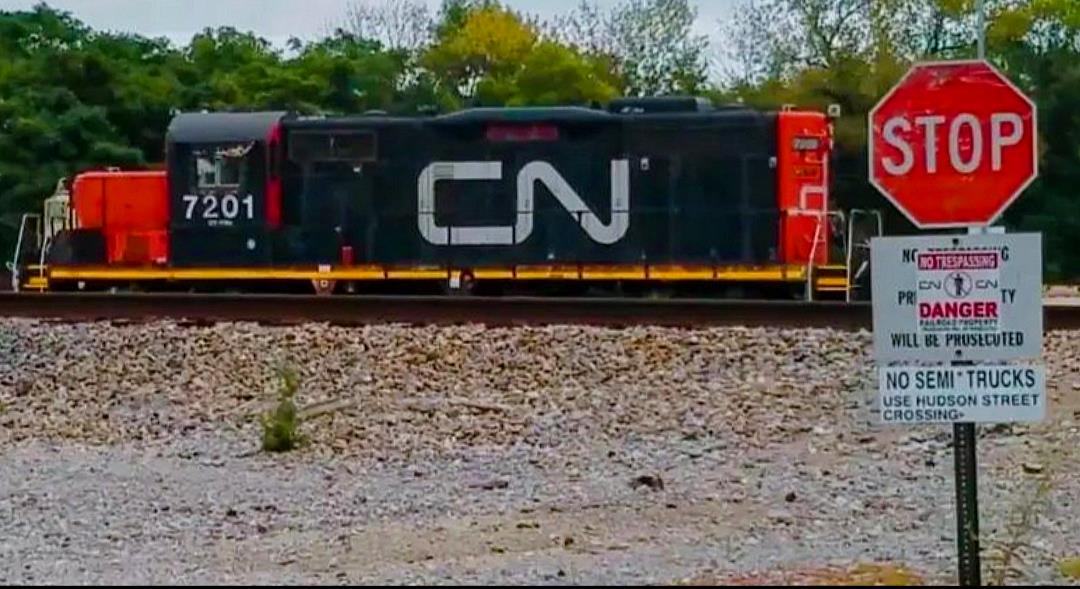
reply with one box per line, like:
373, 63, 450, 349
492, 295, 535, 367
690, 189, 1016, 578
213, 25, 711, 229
1, 319, 1078, 585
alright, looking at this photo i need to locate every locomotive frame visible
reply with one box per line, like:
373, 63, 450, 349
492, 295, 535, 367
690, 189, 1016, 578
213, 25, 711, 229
9, 97, 880, 300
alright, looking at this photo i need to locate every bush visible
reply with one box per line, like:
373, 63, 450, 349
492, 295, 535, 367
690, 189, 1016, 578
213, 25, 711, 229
259, 366, 307, 453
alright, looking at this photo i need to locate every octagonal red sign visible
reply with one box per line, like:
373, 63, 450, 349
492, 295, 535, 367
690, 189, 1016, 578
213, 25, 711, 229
868, 60, 1038, 228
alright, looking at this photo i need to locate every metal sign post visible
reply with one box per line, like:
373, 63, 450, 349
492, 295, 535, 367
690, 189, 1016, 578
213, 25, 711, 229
977, 0, 986, 60
954, 224, 987, 588
954, 418, 980, 586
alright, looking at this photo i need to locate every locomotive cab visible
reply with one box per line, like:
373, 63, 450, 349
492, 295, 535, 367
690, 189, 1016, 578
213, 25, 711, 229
164, 111, 286, 267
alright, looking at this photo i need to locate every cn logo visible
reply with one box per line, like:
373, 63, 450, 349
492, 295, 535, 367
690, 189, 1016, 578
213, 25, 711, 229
417, 160, 630, 246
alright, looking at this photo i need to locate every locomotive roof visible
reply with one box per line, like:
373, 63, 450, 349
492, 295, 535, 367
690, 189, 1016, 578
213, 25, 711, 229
283, 105, 765, 130
282, 107, 614, 130
169, 101, 781, 139
167, 111, 288, 143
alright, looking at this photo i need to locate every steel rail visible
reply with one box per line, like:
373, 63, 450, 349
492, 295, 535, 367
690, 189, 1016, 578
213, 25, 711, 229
1, 292, 1079, 331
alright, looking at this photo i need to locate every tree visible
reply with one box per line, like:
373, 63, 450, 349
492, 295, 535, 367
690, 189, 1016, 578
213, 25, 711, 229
421, 2, 618, 107
998, 43, 1080, 281
548, 0, 709, 96
283, 32, 411, 114
0, 4, 149, 257
488, 41, 619, 106
422, 3, 538, 102
432, 0, 504, 40
718, 0, 962, 85
720, 0, 1080, 87
340, 0, 433, 53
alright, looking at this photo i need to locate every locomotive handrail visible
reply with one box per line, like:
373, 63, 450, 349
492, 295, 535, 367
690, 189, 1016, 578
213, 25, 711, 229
806, 214, 824, 301
8, 213, 41, 292
790, 208, 846, 301
845, 209, 883, 302
37, 234, 51, 285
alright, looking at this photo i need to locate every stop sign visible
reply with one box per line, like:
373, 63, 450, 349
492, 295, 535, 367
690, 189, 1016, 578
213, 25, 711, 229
869, 60, 1038, 228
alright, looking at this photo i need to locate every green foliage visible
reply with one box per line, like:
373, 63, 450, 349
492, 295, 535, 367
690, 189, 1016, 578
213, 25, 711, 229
1000, 45, 1080, 281
1060, 557, 1080, 580
547, 0, 708, 96
503, 42, 619, 106
422, 3, 539, 101
606, 0, 709, 96
259, 366, 306, 453
985, 466, 1055, 584
434, 0, 503, 40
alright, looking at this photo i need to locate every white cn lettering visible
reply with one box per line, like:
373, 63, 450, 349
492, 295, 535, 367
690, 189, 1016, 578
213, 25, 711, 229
417, 162, 504, 245
881, 117, 914, 175
417, 160, 630, 246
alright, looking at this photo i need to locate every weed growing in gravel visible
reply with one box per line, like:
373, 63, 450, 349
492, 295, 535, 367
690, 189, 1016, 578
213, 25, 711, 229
259, 366, 307, 453
984, 441, 1066, 585
1059, 557, 1080, 580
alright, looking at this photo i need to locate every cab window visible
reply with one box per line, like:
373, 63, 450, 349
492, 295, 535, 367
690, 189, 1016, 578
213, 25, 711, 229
192, 143, 253, 190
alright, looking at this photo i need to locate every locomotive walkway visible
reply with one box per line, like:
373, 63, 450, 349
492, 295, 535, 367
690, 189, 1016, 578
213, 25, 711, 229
3, 292, 1080, 330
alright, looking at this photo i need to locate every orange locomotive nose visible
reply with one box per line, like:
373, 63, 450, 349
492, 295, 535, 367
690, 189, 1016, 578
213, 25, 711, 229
72, 169, 170, 266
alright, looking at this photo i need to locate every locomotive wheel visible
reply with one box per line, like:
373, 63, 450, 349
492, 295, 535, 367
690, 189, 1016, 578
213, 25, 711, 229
445, 271, 475, 297
312, 278, 337, 296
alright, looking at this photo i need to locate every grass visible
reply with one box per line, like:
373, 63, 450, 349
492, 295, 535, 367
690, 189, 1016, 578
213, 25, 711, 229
259, 365, 307, 453
983, 436, 1069, 585
984, 472, 1054, 585
1058, 557, 1080, 580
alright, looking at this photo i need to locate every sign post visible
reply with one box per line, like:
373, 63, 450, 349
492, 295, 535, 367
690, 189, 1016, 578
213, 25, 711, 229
868, 58, 1041, 588
954, 417, 980, 586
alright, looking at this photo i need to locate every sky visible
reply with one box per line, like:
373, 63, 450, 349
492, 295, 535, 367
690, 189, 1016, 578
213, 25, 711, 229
1, 0, 746, 49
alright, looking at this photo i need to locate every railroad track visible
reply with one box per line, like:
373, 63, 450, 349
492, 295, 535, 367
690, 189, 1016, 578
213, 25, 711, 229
4, 292, 1080, 330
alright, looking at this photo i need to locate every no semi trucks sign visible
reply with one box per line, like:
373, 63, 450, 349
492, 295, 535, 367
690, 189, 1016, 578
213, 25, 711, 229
878, 364, 1046, 424
870, 232, 1042, 362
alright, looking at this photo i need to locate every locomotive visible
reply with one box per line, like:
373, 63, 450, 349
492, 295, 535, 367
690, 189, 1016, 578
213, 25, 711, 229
8, 96, 878, 299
